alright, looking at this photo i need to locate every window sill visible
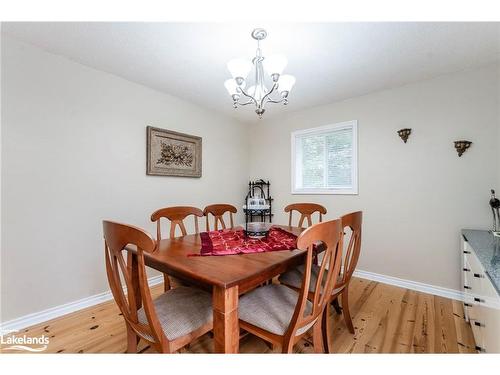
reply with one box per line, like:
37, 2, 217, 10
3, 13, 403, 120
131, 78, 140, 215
291, 189, 358, 195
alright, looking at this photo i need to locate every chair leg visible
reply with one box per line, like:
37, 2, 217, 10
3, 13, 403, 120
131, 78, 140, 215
126, 325, 138, 353
265, 341, 279, 352
312, 320, 325, 353
321, 303, 333, 353
163, 274, 171, 292
282, 338, 295, 353
341, 287, 354, 334
331, 297, 342, 315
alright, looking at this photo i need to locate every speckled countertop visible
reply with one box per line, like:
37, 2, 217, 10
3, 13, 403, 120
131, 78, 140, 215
462, 229, 500, 294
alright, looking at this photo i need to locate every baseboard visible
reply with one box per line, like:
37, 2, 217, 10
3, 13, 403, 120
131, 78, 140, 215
353, 269, 463, 301
0, 275, 164, 333
2, 270, 463, 333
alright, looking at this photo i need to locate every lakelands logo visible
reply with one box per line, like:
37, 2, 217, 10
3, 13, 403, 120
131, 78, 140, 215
1, 329, 49, 352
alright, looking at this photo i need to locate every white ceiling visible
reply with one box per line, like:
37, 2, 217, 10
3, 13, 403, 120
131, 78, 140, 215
3, 22, 500, 123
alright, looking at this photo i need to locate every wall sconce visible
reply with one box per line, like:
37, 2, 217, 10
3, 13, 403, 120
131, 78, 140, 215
454, 140, 472, 157
397, 128, 412, 143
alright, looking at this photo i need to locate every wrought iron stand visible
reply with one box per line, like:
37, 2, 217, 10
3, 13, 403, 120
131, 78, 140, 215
244, 179, 273, 237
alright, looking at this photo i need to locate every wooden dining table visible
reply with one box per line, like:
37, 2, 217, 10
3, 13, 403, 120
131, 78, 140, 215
126, 225, 305, 353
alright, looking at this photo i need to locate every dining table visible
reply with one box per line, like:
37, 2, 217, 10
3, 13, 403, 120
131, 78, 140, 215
125, 225, 305, 353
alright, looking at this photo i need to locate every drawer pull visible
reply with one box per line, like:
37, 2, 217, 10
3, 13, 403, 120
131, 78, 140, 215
464, 303, 472, 307
473, 273, 483, 278
474, 297, 484, 303
475, 345, 485, 352
463, 268, 470, 272
474, 321, 484, 327
463, 250, 471, 254
464, 285, 471, 289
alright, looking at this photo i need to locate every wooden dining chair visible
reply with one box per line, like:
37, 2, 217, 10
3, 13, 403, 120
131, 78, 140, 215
284, 203, 327, 228
203, 204, 237, 231
238, 219, 344, 353
278, 211, 363, 352
150, 206, 204, 292
103, 220, 213, 354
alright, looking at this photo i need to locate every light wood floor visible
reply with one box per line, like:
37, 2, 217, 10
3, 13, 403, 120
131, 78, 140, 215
0, 277, 476, 354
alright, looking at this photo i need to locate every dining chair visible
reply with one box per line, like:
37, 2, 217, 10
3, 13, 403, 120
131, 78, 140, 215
238, 219, 344, 353
151, 206, 204, 291
103, 220, 213, 353
284, 203, 327, 228
278, 211, 362, 352
203, 204, 237, 231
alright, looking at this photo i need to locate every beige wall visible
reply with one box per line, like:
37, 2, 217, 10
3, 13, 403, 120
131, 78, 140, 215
498, 65, 500, 193
249, 64, 500, 291
1, 36, 249, 321
1, 34, 499, 323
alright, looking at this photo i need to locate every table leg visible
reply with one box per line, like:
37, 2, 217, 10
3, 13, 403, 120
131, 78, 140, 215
213, 285, 239, 353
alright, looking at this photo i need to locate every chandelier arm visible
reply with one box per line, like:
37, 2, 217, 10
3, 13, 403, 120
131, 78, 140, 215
266, 98, 287, 104
259, 82, 278, 109
238, 87, 258, 106
236, 100, 255, 106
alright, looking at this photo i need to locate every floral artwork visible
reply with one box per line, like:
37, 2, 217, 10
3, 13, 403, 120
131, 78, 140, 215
146, 126, 202, 177
157, 142, 194, 167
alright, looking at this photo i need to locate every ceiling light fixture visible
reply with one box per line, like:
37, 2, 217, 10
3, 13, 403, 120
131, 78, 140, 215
224, 28, 296, 119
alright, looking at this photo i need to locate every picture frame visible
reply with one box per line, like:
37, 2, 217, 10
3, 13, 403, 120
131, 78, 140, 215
146, 126, 202, 177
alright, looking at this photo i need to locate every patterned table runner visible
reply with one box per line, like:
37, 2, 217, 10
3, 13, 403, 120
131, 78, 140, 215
194, 226, 298, 256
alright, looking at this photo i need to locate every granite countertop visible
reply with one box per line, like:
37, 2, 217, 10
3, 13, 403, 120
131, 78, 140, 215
462, 229, 500, 294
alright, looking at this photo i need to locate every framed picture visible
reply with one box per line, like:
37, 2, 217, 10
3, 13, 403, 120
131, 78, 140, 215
146, 126, 202, 177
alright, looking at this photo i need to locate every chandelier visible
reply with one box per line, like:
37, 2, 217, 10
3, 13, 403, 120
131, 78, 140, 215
224, 28, 296, 119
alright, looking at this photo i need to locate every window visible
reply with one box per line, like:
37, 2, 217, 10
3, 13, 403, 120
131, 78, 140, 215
291, 120, 358, 194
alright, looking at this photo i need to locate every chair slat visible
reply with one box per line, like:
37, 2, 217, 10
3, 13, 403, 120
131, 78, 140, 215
203, 204, 237, 231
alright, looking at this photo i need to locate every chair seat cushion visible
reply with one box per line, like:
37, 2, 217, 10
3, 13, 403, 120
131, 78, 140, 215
239, 284, 314, 336
279, 264, 344, 295
137, 286, 212, 341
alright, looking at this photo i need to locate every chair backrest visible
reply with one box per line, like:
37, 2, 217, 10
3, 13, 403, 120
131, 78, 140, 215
203, 204, 237, 231
337, 211, 362, 290
286, 219, 343, 339
150, 206, 204, 240
102, 220, 166, 349
284, 203, 327, 228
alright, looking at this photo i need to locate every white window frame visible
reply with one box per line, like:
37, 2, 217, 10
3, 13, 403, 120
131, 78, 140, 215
291, 120, 358, 195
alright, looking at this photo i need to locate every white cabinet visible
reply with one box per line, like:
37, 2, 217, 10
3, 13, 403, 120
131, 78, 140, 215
462, 235, 500, 353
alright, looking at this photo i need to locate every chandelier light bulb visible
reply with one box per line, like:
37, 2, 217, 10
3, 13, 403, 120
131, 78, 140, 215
263, 54, 288, 76
227, 58, 252, 80
278, 74, 296, 93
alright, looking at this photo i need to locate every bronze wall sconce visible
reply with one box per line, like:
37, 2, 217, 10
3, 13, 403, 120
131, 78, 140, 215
454, 140, 472, 157
397, 128, 412, 143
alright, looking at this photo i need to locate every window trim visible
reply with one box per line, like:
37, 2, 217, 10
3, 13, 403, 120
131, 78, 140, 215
291, 120, 358, 195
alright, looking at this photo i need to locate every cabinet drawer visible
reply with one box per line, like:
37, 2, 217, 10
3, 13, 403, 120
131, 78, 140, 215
470, 319, 486, 352
463, 259, 483, 298
464, 300, 481, 321
481, 277, 500, 353
483, 303, 500, 353
463, 242, 484, 274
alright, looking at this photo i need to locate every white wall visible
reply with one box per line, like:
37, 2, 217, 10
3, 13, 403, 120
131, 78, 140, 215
249, 64, 500, 291
1, 36, 249, 322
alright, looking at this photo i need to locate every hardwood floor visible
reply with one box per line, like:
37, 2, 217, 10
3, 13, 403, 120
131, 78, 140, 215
0, 277, 476, 354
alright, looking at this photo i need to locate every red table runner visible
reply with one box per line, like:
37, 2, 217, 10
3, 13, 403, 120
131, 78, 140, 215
194, 226, 298, 256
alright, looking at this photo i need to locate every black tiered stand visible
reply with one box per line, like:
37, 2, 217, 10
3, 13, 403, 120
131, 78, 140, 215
244, 179, 273, 238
